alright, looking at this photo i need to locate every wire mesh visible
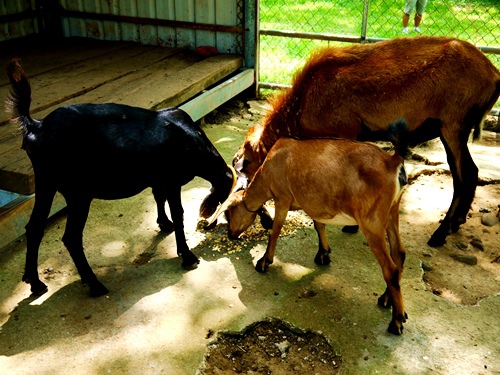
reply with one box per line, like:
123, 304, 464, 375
259, 0, 500, 89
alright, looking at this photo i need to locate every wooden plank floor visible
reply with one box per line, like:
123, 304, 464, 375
0, 37, 242, 195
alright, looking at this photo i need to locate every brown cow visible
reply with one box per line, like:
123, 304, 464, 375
233, 36, 500, 247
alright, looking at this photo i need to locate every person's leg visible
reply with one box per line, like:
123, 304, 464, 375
402, 0, 416, 33
402, 13, 410, 28
414, 0, 427, 32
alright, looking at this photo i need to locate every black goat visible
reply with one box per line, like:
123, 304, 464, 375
5, 59, 235, 297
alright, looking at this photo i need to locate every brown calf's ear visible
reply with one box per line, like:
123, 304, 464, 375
207, 191, 244, 227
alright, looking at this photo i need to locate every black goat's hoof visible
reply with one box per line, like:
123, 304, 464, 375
342, 225, 359, 234
182, 260, 199, 271
181, 251, 200, 271
89, 283, 110, 298
29, 280, 49, 296
158, 221, 174, 233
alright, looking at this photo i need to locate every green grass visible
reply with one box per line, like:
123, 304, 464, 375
259, 0, 500, 87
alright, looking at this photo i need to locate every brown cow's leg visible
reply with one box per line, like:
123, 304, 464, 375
428, 129, 478, 247
256, 206, 288, 273
313, 220, 332, 265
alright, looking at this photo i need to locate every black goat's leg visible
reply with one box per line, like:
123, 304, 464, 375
165, 187, 199, 270
23, 187, 57, 296
62, 195, 109, 297
313, 220, 331, 265
153, 187, 174, 233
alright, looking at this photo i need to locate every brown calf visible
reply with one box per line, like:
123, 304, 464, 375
212, 121, 409, 334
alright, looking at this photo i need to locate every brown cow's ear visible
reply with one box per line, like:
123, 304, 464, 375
207, 191, 244, 226
233, 156, 245, 173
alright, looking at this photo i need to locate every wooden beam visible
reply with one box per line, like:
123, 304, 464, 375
180, 69, 254, 122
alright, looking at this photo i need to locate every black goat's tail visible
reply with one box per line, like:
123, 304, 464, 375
5, 58, 34, 133
386, 118, 409, 160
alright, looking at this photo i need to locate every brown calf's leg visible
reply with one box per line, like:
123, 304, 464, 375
361, 226, 407, 335
313, 220, 332, 265
256, 205, 289, 273
379, 200, 407, 308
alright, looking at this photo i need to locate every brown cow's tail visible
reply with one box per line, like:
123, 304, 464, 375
386, 118, 409, 188
387, 118, 409, 160
5, 58, 36, 134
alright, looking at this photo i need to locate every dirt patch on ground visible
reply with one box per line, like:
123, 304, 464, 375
198, 318, 342, 375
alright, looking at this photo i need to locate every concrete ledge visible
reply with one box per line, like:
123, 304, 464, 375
0, 193, 66, 250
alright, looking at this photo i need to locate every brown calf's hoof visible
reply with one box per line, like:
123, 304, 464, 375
255, 258, 272, 273
314, 251, 331, 266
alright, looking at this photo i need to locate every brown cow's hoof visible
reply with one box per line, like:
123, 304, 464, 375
388, 320, 404, 335
377, 290, 392, 308
342, 225, 359, 234
427, 234, 446, 247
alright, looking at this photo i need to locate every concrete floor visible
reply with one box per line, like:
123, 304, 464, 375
0, 100, 499, 374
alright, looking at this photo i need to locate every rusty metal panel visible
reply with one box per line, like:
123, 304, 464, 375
0, 0, 38, 42
59, 0, 244, 53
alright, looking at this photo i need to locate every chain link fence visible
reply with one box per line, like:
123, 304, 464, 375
259, 0, 500, 113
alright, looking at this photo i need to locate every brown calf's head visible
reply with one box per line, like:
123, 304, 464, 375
208, 190, 258, 239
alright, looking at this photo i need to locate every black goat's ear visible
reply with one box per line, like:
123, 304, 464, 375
199, 189, 219, 218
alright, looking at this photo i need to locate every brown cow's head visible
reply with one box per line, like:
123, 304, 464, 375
232, 124, 268, 182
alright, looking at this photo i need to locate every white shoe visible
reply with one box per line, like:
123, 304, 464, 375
402, 27, 409, 34
414, 27, 422, 33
